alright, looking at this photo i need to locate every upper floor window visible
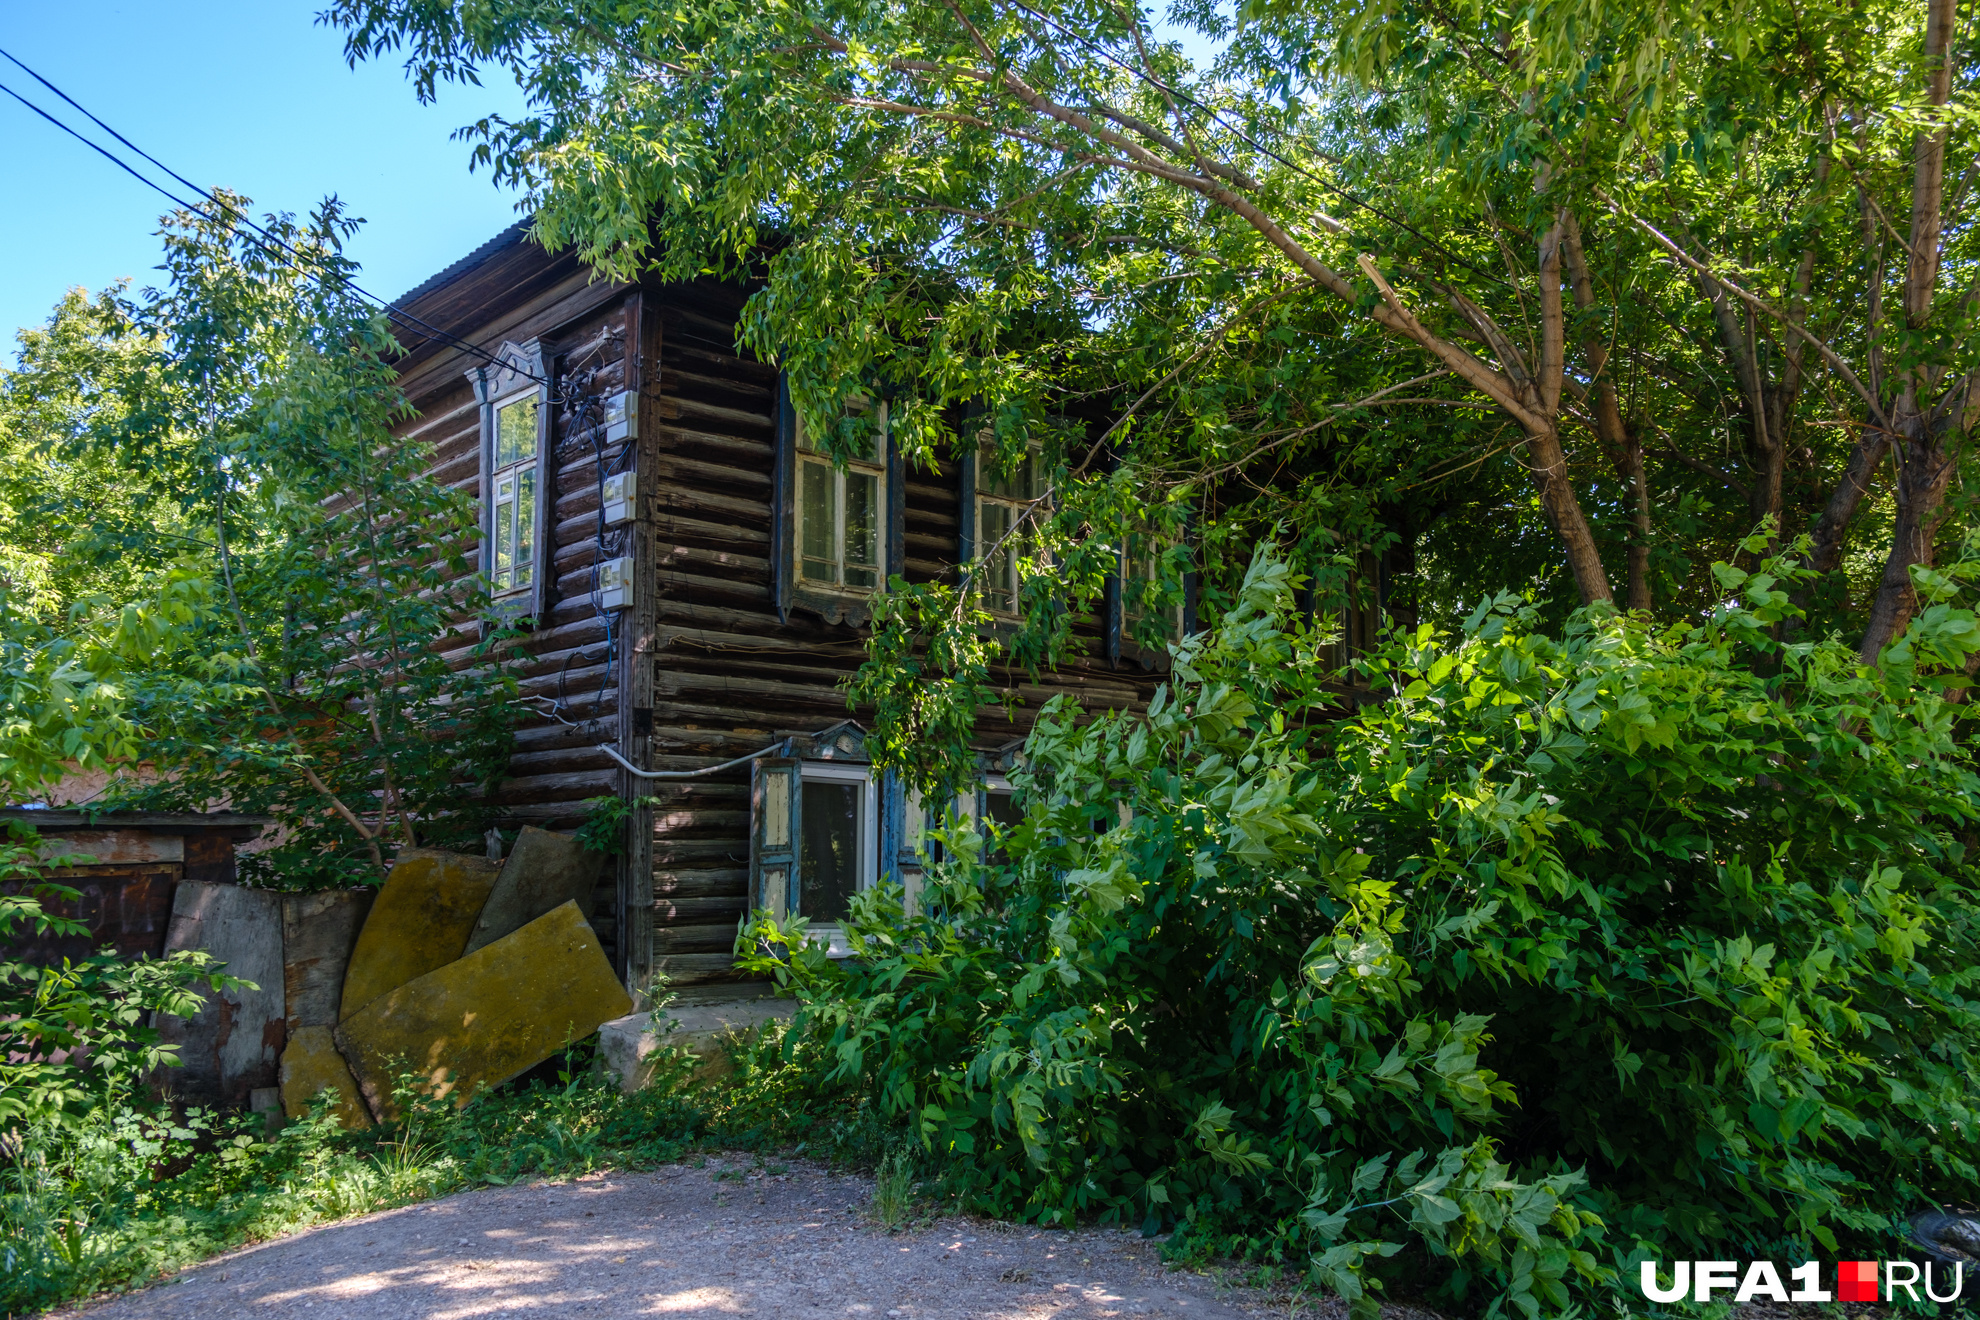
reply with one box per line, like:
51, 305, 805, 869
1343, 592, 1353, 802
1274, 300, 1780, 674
973, 438, 1046, 616
490, 393, 539, 597
469, 339, 547, 621
774, 385, 895, 628
1121, 533, 1182, 643
795, 403, 886, 592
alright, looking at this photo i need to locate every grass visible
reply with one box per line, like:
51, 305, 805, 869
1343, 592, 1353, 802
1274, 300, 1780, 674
872, 1149, 914, 1229
0, 1021, 918, 1317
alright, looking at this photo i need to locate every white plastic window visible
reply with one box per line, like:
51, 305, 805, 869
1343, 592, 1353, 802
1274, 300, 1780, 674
489, 393, 539, 596
795, 404, 886, 592
797, 762, 877, 925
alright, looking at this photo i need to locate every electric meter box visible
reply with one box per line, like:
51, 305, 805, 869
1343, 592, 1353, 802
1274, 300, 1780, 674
601, 471, 637, 527
596, 555, 634, 611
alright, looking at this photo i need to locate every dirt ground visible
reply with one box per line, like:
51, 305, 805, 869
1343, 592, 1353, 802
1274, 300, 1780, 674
58, 1155, 1444, 1320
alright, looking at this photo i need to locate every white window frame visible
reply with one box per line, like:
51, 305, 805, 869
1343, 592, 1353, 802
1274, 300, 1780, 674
794, 402, 888, 595
800, 760, 879, 918
488, 391, 541, 599
973, 437, 1046, 618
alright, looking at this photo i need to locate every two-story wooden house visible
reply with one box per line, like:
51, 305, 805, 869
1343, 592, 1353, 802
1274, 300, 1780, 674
388, 223, 1185, 999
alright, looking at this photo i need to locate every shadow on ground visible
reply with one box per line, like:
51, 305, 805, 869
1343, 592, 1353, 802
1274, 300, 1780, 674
57, 1156, 1322, 1319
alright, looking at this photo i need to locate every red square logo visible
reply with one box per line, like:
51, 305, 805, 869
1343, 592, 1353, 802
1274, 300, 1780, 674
1838, 1260, 1879, 1302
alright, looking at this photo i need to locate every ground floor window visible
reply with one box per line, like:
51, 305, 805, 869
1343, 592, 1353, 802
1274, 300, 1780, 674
751, 758, 877, 927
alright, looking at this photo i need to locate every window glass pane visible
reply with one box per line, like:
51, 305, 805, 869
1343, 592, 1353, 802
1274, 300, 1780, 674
842, 422, 876, 464
800, 779, 861, 923
800, 459, 837, 583
496, 396, 537, 468
1125, 536, 1177, 636
761, 770, 791, 847
514, 465, 536, 590
980, 441, 1041, 500
493, 475, 515, 592
979, 441, 1011, 499
1015, 448, 1039, 501
799, 406, 879, 462
843, 399, 878, 463
844, 470, 878, 589
985, 789, 1022, 863
980, 501, 1013, 613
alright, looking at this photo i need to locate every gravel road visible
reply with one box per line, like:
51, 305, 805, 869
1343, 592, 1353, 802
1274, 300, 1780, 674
55, 1156, 1360, 1319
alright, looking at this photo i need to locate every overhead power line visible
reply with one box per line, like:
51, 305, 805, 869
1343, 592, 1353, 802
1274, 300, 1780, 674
0, 46, 545, 384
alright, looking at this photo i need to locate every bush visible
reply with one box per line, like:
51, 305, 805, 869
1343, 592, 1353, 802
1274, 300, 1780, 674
743, 546, 1980, 1317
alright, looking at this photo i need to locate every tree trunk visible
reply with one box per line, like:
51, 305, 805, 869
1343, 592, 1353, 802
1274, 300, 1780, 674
1562, 213, 1652, 609
1528, 217, 1616, 606
1859, 407, 1961, 661
1857, 0, 1961, 662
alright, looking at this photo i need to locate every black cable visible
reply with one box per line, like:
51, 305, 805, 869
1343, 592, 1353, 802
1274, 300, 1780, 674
0, 51, 548, 385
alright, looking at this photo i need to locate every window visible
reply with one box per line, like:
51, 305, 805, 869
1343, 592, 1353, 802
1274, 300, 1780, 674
980, 774, 1022, 864
490, 394, 539, 596
750, 758, 878, 928
795, 404, 886, 592
973, 438, 1045, 615
1121, 533, 1182, 643
469, 340, 547, 619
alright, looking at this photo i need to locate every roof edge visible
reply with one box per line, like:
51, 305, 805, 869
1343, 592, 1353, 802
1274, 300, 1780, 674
389, 219, 536, 310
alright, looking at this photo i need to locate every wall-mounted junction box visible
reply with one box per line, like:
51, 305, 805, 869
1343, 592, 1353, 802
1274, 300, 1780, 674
601, 470, 637, 527
602, 390, 638, 444
596, 555, 634, 611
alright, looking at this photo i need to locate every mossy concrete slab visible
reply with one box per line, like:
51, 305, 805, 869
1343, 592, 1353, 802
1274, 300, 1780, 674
338, 849, 499, 1021
463, 826, 603, 955
278, 1025, 372, 1129
333, 900, 632, 1120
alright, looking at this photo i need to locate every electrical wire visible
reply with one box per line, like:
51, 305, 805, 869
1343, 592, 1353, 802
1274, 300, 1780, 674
0, 48, 548, 385
0, 50, 787, 792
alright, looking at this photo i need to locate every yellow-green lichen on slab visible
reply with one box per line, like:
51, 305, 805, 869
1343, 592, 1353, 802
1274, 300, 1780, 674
338, 849, 500, 1021
332, 900, 632, 1120
278, 1025, 373, 1129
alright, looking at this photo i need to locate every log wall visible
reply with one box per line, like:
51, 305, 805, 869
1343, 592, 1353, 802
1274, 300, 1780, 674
392, 238, 1167, 991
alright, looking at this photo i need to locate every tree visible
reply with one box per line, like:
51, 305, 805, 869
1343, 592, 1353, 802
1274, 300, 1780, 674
6, 198, 523, 882
0, 287, 189, 621
327, 0, 1974, 669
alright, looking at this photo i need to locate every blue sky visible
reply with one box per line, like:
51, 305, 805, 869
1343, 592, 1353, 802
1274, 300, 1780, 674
1, 2, 529, 351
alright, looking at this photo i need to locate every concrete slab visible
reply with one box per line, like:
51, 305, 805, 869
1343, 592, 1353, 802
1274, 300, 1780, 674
596, 997, 794, 1092
338, 850, 499, 1021
334, 901, 632, 1120
278, 1025, 372, 1129
282, 888, 374, 1030
154, 882, 287, 1106
463, 826, 603, 955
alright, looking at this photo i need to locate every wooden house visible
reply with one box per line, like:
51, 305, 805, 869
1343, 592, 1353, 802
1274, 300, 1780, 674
388, 224, 1184, 1001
